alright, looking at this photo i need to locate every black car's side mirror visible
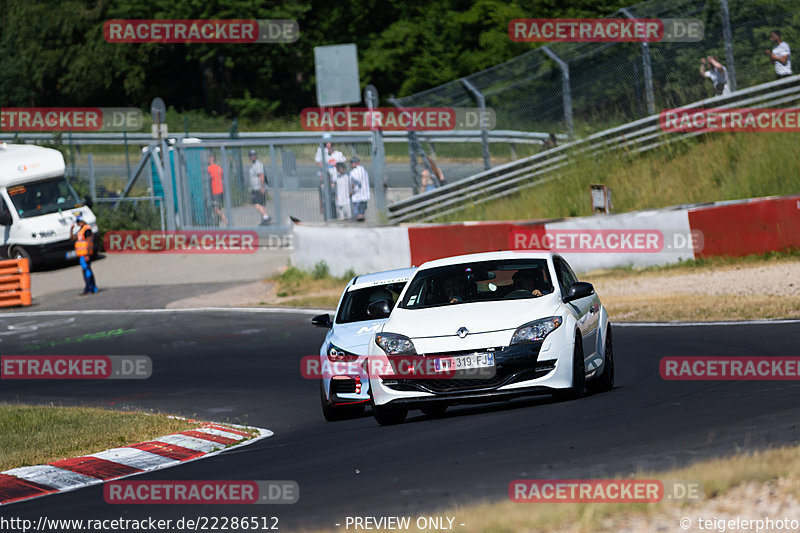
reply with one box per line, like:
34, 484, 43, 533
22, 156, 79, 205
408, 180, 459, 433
366, 299, 392, 319
563, 282, 595, 303
0, 211, 11, 226
311, 314, 332, 328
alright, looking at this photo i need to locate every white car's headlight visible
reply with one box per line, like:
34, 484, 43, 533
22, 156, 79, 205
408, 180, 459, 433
375, 332, 416, 355
327, 344, 359, 362
510, 316, 562, 345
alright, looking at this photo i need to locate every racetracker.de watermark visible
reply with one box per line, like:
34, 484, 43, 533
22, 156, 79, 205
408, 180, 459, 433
509, 18, 703, 42
660, 108, 800, 132
510, 228, 704, 253
509, 479, 704, 503
104, 19, 299, 43
0, 108, 142, 132
300, 355, 497, 380
300, 107, 496, 132
661, 357, 800, 380
1, 355, 151, 379
104, 480, 298, 504
103, 231, 259, 254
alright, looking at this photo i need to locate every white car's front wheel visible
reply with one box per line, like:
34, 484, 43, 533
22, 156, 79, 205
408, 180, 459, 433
553, 336, 587, 401
320, 382, 365, 422
591, 325, 614, 393
373, 402, 408, 426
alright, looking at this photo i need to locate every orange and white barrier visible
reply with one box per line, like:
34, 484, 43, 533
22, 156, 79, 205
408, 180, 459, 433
0, 258, 32, 307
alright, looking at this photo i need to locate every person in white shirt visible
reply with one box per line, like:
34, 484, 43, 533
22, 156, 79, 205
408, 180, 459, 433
333, 162, 352, 220
248, 149, 271, 225
766, 30, 792, 78
349, 156, 370, 222
699, 56, 731, 95
314, 134, 346, 217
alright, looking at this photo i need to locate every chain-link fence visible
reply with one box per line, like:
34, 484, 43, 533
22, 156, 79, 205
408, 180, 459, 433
396, 0, 798, 139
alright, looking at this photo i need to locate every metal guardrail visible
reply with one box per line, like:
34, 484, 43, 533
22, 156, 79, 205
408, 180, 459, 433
387, 75, 800, 223
0, 129, 561, 146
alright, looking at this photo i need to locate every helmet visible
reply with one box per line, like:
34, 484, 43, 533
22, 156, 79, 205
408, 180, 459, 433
248, 149, 257, 156
322, 133, 332, 141
350, 156, 360, 163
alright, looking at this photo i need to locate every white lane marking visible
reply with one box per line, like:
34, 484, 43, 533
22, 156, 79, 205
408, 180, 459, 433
194, 427, 246, 441
90, 448, 178, 470
0, 317, 77, 336
156, 434, 226, 453
2, 465, 99, 489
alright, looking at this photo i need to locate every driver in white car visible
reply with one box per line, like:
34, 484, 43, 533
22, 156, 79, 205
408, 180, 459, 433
511, 269, 549, 297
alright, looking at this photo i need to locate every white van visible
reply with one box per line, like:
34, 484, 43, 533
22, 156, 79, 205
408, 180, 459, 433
0, 143, 98, 268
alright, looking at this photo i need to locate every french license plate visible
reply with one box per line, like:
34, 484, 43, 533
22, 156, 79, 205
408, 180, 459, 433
434, 353, 495, 372
65, 250, 77, 260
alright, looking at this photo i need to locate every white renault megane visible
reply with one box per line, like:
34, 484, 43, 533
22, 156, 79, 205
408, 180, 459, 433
365, 251, 614, 425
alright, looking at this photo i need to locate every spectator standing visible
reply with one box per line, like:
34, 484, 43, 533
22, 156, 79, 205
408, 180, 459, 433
349, 156, 370, 222
207, 155, 228, 226
421, 169, 437, 192
766, 30, 792, 78
314, 134, 346, 218
699, 56, 731, 95
334, 162, 352, 220
248, 149, 271, 225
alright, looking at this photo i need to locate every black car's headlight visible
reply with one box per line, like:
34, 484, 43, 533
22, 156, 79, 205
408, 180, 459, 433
374, 332, 416, 355
327, 344, 360, 362
510, 316, 562, 345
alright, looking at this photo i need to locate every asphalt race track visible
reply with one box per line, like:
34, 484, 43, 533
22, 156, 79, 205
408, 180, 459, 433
2, 310, 800, 530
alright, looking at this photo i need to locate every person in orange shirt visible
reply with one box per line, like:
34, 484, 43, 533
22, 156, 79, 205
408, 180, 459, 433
207, 155, 228, 226
70, 214, 98, 296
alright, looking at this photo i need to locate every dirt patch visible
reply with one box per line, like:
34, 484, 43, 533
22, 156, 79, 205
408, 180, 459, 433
586, 259, 800, 322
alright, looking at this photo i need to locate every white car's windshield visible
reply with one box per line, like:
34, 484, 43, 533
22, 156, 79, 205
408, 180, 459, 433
400, 259, 554, 309
335, 281, 407, 324
7, 177, 82, 219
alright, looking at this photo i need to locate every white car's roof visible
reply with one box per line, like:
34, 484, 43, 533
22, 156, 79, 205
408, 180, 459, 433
417, 250, 556, 270
347, 267, 417, 291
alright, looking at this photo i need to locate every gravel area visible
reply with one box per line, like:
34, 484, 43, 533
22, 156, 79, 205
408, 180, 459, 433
589, 260, 800, 298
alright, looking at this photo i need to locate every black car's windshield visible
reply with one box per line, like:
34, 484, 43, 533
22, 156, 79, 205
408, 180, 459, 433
399, 259, 553, 310
335, 281, 407, 324
7, 177, 82, 219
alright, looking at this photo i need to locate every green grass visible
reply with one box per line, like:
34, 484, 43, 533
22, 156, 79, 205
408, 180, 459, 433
0, 404, 199, 470
437, 132, 800, 222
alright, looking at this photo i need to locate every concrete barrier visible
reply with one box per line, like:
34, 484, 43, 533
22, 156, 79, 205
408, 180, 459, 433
291, 194, 800, 276
292, 224, 411, 277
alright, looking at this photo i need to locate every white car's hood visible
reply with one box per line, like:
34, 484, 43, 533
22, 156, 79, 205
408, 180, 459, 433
385, 295, 561, 339
330, 319, 387, 353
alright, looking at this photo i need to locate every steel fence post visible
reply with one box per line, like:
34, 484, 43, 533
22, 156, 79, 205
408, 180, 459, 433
621, 8, 655, 116
460, 77, 491, 169
541, 46, 575, 140
269, 144, 283, 227
720, 0, 738, 92
219, 145, 234, 227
